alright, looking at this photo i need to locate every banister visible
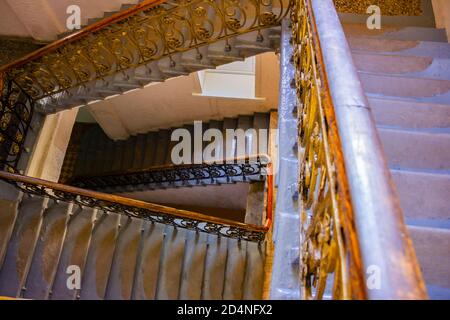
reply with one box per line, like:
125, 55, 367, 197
0, 161, 273, 241
0, 0, 290, 102
0, 0, 166, 73
306, 0, 427, 299
68, 155, 270, 189
0, 169, 273, 242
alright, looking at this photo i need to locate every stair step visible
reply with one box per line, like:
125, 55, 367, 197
348, 37, 450, 59
369, 96, 450, 128
222, 238, 247, 299
0, 196, 47, 298
131, 221, 165, 300
343, 24, 448, 42
359, 72, 450, 99
79, 212, 121, 300
353, 53, 450, 81
142, 132, 157, 169
242, 241, 265, 300
408, 226, 450, 298
155, 227, 187, 299
153, 130, 169, 166
104, 217, 143, 300
23, 202, 72, 299
379, 126, 450, 170
202, 236, 228, 299
50, 207, 96, 300
392, 169, 450, 220
178, 231, 208, 299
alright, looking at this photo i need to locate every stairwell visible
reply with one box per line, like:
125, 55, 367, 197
342, 22, 450, 299
0, 180, 266, 299
62, 112, 272, 192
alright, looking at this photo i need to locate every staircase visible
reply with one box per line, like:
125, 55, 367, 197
63, 113, 271, 192
0, 179, 266, 300
57, 1, 147, 39
343, 22, 450, 299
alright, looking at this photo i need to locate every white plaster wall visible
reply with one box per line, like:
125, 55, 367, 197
27, 108, 78, 181
432, 0, 450, 42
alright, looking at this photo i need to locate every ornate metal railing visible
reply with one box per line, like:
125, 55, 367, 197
0, 0, 289, 103
69, 156, 269, 190
291, 0, 426, 299
0, 167, 273, 242
0, 76, 34, 173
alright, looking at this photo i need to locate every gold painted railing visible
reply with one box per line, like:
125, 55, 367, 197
0, 0, 289, 102
0, 168, 273, 242
291, 0, 427, 299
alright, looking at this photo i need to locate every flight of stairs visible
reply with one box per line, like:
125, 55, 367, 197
57, 0, 147, 39
343, 22, 450, 299
63, 113, 271, 193
41, 26, 281, 113
0, 181, 265, 299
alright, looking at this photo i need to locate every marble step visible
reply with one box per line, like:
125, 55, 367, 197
379, 126, 450, 170
353, 53, 450, 81
392, 168, 450, 221
408, 226, 450, 299
369, 96, 450, 129
343, 24, 448, 42
348, 37, 450, 59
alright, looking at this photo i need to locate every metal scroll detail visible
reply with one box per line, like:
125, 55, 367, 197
2, 173, 265, 242
6, 0, 289, 101
0, 78, 33, 172
291, 0, 357, 300
69, 158, 268, 191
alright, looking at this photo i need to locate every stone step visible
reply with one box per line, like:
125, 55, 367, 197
359, 72, 450, 99
392, 169, 450, 221
379, 126, 450, 170
348, 37, 450, 59
353, 53, 450, 81
369, 96, 450, 128
408, 226, 450, 299
343, 24, 448, 42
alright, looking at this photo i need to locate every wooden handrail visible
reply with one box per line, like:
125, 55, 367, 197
0, 167, 273, 235
0, 0, 166, 73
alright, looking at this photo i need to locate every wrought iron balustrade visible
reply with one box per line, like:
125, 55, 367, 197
0, 168, 273, 242
0, 77, 34, 173
291, 0, 426, 299
69, 155, 270, 190
0, 0, 290, 103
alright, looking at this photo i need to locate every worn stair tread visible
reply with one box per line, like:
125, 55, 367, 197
155, 227, 187, 300
408, 226, 450, 291
343, 24, 448, 42
222, 238, 247, 300
178, 231, 208, 299
131, 221, 165, 300
378, 126, 450, 170
202, 235, 228, 300
104, 217, 143, 300
50, 207, 96, 300
391, 168, 450, 221
79, 212, 121, 300
242, 241, 265, 300
369, 96, 450, 128
348, 37, 450, 59
0, 196, 48, 298
23, 202, 72, 300
353, 53, 450, 81
359, 72, 450, 99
